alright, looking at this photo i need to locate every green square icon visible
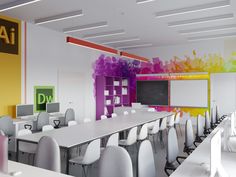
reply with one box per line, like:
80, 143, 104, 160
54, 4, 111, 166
34, 86, 55, 112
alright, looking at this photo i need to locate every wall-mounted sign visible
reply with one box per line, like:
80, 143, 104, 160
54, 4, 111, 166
34, 86, 55, 112
0, 18, 19, 55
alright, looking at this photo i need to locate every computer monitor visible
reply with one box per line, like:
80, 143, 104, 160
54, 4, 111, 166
16, 104, 34, 117
210, 129, 228, 177
46, 102, 60, 113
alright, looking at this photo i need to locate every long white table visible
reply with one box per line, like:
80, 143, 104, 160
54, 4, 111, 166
170, 118, 236, 177
16, 111, 172, 174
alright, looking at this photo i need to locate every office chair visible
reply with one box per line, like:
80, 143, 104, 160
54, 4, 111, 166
183, 119, 196, 155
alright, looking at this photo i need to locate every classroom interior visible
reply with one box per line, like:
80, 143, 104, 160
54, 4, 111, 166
1, 0, 236, 177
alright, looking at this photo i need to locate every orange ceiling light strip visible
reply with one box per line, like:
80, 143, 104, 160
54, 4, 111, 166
120, 51, 149, 62
67, 36, 118, 54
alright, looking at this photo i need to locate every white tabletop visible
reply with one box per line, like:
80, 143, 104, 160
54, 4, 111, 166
170, 119, 236, 177
16, 111, 172, 148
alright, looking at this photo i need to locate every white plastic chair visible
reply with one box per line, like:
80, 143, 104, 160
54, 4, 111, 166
159, 117, 167, 147
131, 109, 136, 114
68, 120, 77, 127
36, 112, 50, 131
111, 113, 117, 118
184, 119, 195, 155
168, 115, 175, 128
65, 108, 75, 126
138, 140, 156, 177
148, 119, 160, 151
42, 125, 54, 132
70, 139, 101, 177
18, 129, 37, 164
35, 136, 61, 172
83, 118, 91, 123
106, 133, 119, 147
101, 115, 108, 120
138, 124, 148, 141
124, 111, 129, 115
98, 146, 133, 177
174, 112, 182, 136
205, 110, 211, 134
119, 127, 137, 148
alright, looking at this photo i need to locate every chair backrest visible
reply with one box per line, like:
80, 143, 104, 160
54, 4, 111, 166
83, 118, 91, 123
0, 130, 5, 136
149, 119, 160, 134
216, 105, 220, 122
98, 146, 133, 177
147, 108, 155, 112
205, 110, 211, 129
101, 115, 107, 120
0, 116, 14, 136
37, 112, 49, 131
0, 135, 8, 174
106, 133, 119, 147
168, 115, 175, 127
160, 117, 167, 130
65, 108, 75, 125
185, 119, 194, 148
18, 129, 32, 136
138, 140, 156, 177
42, 125, 54, 132
167, 127, 179, 163
124, 111, 129, 115
127, 127, 137, 145
111, 113, 117, 118
131, 110, 136, 114
197, 115, 204, 137
68, 120, 77, 127
211, 107, 215, 124
35, 136, 61, 172
82, 139, 101, 164
138, 124, 148, 140
175, 112, 180, 124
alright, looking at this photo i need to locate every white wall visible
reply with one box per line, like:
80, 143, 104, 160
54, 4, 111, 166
23, 23, 103, 121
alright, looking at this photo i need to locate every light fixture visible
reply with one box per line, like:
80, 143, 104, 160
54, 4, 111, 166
35, 10, 83, 25
101, 37, 140, 45
179, 24, 236, 34
137, 0, 155, 4
117, 43, 152, 49
83, 30, 125, 39
63, 21, 108, 33
168, 14, 234, 27
120, 52, 149, 62
188, 32, 236, 42
155, 0, 231, 18
0, 0, 41, 12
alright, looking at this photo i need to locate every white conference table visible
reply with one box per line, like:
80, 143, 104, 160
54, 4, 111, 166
170, 118, 236, 177
4, 161, 73, 177
16, 111, 173, 174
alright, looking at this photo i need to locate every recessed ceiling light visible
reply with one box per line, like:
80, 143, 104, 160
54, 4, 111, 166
155, 0, 231, 18
168, 14, 234, 27
188, 32, 236, 41
35, 10, 83, 25
137, 0, 155, 4
63, 21, 108, 33
179, 24, 236, 35
83, 30, 125, 39
0, 0, 41, 12
117, 43, 152, 49
101, 37, 140, 45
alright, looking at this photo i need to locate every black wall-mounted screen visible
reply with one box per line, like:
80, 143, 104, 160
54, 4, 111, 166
136, 80, 169, 105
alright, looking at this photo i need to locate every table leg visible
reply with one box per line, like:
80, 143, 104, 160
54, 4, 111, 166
66, 148, 70, 174
16, 139, 19, 162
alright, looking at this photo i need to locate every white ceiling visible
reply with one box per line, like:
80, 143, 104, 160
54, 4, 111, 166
1, 0, 236, 49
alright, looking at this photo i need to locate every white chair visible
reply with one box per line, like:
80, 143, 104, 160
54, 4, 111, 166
83, 118, 91, 123
168, 115, 175, 128
147, 108, 156, 128
101, 115, 107, 120
148, 119, 160, 151
111, 113, 117, 118
119, 127, 138, 149
36, 112, 50, 131
65, 108, 75, 126
194, 115, 205, 146
159, 117, 167, 147
42, 125, 54, 132
68, 120, 77, 127
137, 124, 148, 141
183, 119, 196, 155
35, 136, 61, 172
18, 129, 37, 164
123, 111, 129, 115
106, 133, 119, 147
204, 110, 211, 134
174, 112, 182, 136
131, 109, 136, 114
98, 146, 133, 177
138, 140, 156, 177
69, 139, 101, 177
0, 135, 8, 174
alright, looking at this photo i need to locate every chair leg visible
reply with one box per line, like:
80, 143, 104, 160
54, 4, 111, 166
82, 165, 87, 177
178, 124, 182, 136
152, 135, 156, 153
